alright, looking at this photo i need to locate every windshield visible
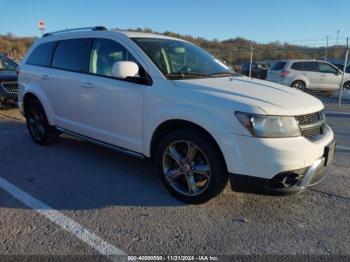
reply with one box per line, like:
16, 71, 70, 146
132, 38, 236, 79
0, 57, 18, 71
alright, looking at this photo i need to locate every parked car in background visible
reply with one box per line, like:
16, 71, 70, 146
18, 27, 335, 203
241, 62, 269, 79
267, 59, 350, 91
0, 54, 19, 105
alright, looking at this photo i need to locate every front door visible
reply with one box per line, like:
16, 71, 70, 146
318, 62, 342, 90
79, 38, 147, 153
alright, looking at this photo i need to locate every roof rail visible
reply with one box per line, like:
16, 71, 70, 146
43, 26, 107, 37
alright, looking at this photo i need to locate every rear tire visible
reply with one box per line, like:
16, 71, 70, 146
25, 99, 59, 145
291, 80, 306, 91
155, 128, 228, 204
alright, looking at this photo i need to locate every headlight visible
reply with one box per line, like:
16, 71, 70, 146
235, 111, 301, 138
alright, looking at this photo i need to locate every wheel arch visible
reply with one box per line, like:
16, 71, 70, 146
149, 119, 226, 168
22, 91, 55, 125
291, 78, 309, 89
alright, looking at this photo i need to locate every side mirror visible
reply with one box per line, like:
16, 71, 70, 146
112, 61, 139, 79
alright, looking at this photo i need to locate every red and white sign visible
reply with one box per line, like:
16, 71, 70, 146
38, 20, 45, 30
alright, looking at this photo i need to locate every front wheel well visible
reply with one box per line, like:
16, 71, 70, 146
150, 120, 226, 165
23, 93, 39, 115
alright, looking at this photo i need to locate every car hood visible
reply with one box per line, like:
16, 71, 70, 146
173, 76, 324, 115
0, 70, 17, 82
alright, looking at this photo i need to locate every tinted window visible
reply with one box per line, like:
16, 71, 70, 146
318, 62, 338, 74
0, 57, 17, 71
271, 61, 286, 70
52, 39, 92, 72
291, 62, 304, 71
303, 62, 319, 72
26, 41, 57, 67
89, 38, 137, 77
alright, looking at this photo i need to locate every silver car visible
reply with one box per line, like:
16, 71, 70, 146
267, 59, 350, 91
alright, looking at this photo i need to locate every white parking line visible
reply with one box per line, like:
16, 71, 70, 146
0, 176, 126, 259
325, 111, 350, 116
337, 145, 350, 151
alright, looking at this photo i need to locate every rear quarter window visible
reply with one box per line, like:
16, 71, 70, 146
26, 41, 57, 67
52, 38, 92, 73
291, 62, 304, 70
271, 61, 286, 70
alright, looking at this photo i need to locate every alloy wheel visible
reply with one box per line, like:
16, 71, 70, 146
27, 107, 46, 141
162, 140, 211, 196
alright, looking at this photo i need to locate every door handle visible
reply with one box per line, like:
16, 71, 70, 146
41, 74, 50, 80
81, 82, 94, 88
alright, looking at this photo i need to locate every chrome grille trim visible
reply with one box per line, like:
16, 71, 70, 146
295, 111, 324, 139
0, 81, 19, 94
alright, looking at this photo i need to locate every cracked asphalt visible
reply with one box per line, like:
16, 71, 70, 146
0, 96, 349, 259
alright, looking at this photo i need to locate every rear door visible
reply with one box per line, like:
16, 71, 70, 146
48, 38, 92, 132
318, 62, 341, 90
302, 61, 321, 89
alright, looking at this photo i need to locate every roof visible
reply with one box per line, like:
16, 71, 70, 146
41, 26, 183, 41
112, 30, 181, 40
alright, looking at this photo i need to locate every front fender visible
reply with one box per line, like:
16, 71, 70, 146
21, 82, 55, 125
142, 104, 237, 157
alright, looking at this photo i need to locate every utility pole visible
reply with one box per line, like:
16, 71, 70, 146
324, 35, 328, 61
249, 41, 253, 78
336, 30, 340, 45
338, 37, 349, 108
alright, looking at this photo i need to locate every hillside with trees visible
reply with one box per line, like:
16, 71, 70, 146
0, 28, 346, 66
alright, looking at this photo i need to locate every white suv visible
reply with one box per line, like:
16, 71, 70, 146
18, 27, 335, 203
267, 59, 350, 91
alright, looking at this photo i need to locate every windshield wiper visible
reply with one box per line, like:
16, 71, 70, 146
209, 72, 240, 78
166, 71, 210, 79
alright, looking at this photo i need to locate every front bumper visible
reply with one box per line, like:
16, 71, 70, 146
230, 155, 332, 194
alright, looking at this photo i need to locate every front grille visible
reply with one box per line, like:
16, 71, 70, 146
295, 112, 321, 125
295, 111, 324, 139
1, 81, 19, 94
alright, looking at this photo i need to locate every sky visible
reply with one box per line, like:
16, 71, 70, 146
1, 0, 349, 46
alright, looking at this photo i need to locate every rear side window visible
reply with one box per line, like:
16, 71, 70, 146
271, 61, 286, 70
291, 62, 304, 70
26, 41, 57, 67
303, 62, 319, 72
52, 38, 92, 72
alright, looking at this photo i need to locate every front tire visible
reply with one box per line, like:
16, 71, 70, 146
291, 80, 306, 91
343, 81, 350, 90
25, 99, 59, 145
155, 128, 228, 204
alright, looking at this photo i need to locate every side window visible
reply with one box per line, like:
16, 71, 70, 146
89, 38, 137, 77
319, 62, 338, 74
52, 38, 92, 72
291, 62, 304, 71
26, 41, 57, 67
271, 61, 286, 70
303, 62, 319, 72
